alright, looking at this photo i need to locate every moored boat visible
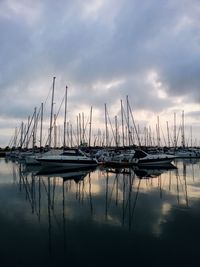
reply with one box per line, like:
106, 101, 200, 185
131, 149, 176, 166
97, 149, 135, 167
36, 148, 98, 169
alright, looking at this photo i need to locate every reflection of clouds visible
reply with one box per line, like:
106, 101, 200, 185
185, 185, 200, 200
0, 159, 17, 184
134, 165, 200, 207
162, 202, 171, 216
152, 202, 172, 236
1, 159, 200, 238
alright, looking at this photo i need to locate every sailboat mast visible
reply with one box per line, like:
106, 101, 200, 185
40, 102, 43, 148
78, 114, 81, 145
32, 107, 37, 149
20, 121, 24, 149
49, 77, 56, 148
166, 121, 170, 148
82, 112, 85, 143
76, 115, 79, 146
157, 115, 160, 148
53, 114, 57, 148
105, 103, 108, 147
70, 123, 73, 147
126, 95, 130, 146
174, 112, 177, 149
26, 116, 30, 149
190, 126, 193, 147
115, 115, 118, 147
127, 99, 141, 147
88, 106, 93, 147
63, 86, 68, 149
181, 110, 185, 148
120, 99, 125, 147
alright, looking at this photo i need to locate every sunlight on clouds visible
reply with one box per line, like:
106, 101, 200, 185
166, 102, 200, 126
157, 89, 167, 99
171, 96, 183, 105
147, 70, 168, 99
93, 79, 125, 93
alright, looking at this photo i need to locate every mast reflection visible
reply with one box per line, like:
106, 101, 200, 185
18, 164, 95, 254
15, 158, 200, 252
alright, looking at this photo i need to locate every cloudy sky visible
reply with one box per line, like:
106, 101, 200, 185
0, 0, 200, 147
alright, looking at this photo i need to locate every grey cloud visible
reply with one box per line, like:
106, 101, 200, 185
0, 0, 200, 145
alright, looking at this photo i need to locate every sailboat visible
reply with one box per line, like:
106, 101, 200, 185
24, 77, 57, 165
36, 85, 97, 169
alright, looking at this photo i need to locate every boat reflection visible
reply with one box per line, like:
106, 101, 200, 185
35, 165, 97, 183
17, 164, 97, 254
132, 163, 177, 179
14, 158, 199, 254
22, 164, 42, 176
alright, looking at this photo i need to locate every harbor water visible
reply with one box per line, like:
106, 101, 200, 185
0, 158, 200, 266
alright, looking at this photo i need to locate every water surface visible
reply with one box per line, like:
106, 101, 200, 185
0, 158, 200, 266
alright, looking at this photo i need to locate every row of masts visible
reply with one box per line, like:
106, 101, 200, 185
9, 111, 196, 150
8, 77, 198, 150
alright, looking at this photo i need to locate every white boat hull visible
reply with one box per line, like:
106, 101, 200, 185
131, 149, 175, 166
35, 149, 98, 169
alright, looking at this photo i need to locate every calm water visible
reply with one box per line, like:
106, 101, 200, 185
0, 158, 200, 267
